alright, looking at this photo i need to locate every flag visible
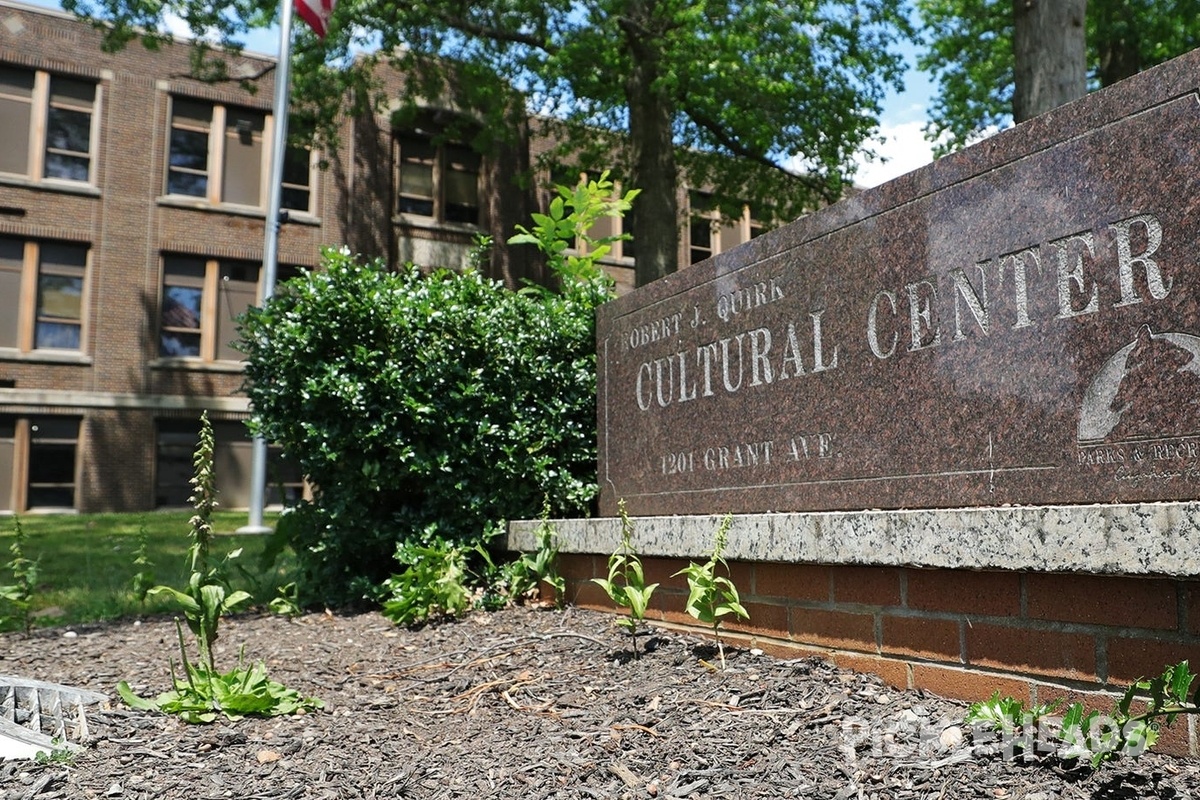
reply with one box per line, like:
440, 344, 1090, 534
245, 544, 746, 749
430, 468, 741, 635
295, 0, 334, 38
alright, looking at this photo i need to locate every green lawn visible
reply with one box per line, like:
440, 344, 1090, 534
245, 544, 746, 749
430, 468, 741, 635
0, 511, 298, 632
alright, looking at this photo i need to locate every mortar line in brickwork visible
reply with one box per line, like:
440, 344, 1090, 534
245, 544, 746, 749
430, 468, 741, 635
1019, 573, 1028, 618
933, 608, 1198, 641
1176, 582, 1189, 635
1095, 634, 1109, 684
898, 570, 908, 608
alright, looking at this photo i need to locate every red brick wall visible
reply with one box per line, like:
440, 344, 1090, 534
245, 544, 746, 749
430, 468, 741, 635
556, 553, 1200, 755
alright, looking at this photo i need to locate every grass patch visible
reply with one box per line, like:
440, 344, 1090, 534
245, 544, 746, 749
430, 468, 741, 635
0, 511, 298, 632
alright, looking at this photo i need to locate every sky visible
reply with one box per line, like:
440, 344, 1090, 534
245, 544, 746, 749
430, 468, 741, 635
854, 44, 938, 188
21, 0, 938, 189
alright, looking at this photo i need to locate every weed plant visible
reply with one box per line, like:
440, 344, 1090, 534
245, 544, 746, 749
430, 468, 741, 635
592, 501, 658, 659
674, 514, 748, 669
144, 412, 250, 670
0, 518, 39, 633
118, 412, 321, 722
504, 498, 565, 606
130, 524, 156, 605
967, 660, 1200, 766
381, 538, 474, 626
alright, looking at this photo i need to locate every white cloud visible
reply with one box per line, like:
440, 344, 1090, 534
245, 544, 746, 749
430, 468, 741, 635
851, 119, 936, 189
162, 11, 191, 39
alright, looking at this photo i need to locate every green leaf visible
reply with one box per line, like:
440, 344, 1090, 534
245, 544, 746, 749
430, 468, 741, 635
146, 586, 200, 615
116, 681, 160, 712
1169, 660, 1193, 704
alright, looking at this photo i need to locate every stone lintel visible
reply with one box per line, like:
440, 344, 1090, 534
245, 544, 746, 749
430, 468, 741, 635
507, 502, 1200, 577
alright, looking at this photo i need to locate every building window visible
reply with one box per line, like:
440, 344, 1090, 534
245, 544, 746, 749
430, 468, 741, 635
27, 417, 79, 509
0, 236, 89, 353
395, 135, 481, 225
688, 192, 764, 265
0, 66, 97, 184
167, 98, 266, 205
165, 97, 311, 212
281, 146, 315, 214
156, 419, 304, 508
0, 416, 14, 513
159, 255, 260, 361
0, 415, 81, 512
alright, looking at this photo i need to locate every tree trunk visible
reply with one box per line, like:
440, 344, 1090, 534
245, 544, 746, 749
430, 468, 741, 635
621, 0, 679, 288
1012, 0, 1087, 122
1094, 0, 1141, 87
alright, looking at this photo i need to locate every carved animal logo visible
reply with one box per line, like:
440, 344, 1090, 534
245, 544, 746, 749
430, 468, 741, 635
1077, 325, 1200, 442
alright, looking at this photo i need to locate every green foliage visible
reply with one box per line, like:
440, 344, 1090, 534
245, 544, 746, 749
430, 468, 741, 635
117, 623, 322, 723
968, 661, 1200, 767
591, 501, 658, 659
918, 0, 1200, 154
965, 691, 1060, 738
130, 524, 156, 604
673, 514, 748, 670
239, 188, 614, 608
33, 744, 77, 766
0, 518, 40, 633
504, 498, 565, 605
146, 412, 251, 670
509, 170, 636, 290
65, 0, 913, 283
268, 582, 302, 618
120, 413, 319, 723
380, 538, 474, 627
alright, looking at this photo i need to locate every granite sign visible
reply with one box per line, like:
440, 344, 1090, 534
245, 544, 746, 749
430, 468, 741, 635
597, 49, 1200, 516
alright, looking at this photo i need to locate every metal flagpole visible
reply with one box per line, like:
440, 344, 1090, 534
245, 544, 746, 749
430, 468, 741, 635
239, 0, 296, 534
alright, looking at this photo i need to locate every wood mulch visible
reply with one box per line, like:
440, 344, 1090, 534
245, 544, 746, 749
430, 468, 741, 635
1, 605, 1199, 799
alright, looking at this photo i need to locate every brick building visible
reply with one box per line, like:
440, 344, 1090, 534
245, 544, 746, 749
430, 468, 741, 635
0, 0, 768, 513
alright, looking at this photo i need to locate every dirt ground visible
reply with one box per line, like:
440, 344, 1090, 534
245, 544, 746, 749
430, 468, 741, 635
2, 605, 1199, 799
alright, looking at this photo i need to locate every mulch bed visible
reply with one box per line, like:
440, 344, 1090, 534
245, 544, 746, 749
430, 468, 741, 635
1, 605, 1199, 799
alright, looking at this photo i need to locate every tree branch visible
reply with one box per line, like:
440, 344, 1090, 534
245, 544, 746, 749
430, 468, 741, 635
169, 61, 277, 84
682, 105, 832, 197
431, 9, 557, 54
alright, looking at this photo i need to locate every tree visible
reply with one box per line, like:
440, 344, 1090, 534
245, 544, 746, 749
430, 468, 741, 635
1011, 0, 1085, 123
919, 0, 1200, 155
64, 0, 912, 287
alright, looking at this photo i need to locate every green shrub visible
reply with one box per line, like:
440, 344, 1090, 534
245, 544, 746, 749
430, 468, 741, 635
238, 175, 631, 607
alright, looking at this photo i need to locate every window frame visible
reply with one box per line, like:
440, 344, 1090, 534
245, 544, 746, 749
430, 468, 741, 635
280, 144, 317, 216
26, 416, 80, 510
393, 134, 482, 227
163, 96, 316, 215
688, 192, 762, 266
0, 415, 81, 513
0, 236, 91, 355
158, 254, 262, 363
0, 65, 100, 186
154, 417, 307, 509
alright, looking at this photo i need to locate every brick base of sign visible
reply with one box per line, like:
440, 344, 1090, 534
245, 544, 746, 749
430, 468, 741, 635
549, 553, 1200, 757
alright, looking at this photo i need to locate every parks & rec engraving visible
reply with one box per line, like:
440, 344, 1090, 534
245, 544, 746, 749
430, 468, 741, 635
596, 76, 1200, 516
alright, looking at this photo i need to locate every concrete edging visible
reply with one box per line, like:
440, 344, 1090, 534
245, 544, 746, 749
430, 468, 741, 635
507, 502, 1200, 576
